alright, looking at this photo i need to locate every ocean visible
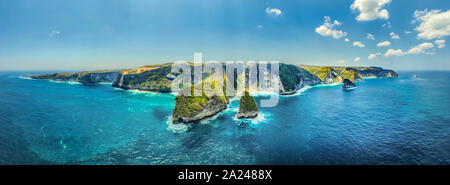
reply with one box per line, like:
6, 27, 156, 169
0, 71, 449, 164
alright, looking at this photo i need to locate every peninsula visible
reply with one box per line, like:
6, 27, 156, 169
23, 63, 398, 124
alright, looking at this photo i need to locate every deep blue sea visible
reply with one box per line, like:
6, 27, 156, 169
0, 71, 449, 164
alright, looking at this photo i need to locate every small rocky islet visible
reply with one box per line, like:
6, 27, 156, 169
342, 79, 357, 89
23, 63, 397, 124
237, 90, 259, 119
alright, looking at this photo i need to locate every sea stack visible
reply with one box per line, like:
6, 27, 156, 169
342, 79, 356, 89
237, 91, 259, 119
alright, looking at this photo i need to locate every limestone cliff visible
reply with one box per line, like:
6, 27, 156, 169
112, 64, 174, 92
25, 70, 119, 84
341, 67, 398, 78
78, 71, 119, 84
279, 64, 321, 95
300, 65, 396, 84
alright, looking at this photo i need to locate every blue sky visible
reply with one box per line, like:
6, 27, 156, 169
0, 0, 449, 70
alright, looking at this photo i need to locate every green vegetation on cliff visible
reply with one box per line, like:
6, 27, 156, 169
172, 76, 228, 123
300, 66, 367, 83
75, 70, 118, 76
27, 70, 119, 84
334, 68, 362, 82
239, 90, 258, 113
279, 64, 302, 92
173, 91, 209, 120
278, 64, 321, 94
301, 66, 332, 82
113, 64, 173, 92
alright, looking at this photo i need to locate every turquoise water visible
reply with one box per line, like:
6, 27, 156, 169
0, 71, 449, 164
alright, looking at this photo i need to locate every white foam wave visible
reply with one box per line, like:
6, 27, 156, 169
49, 80, 81, 85
233, 111, 270, 126
252, 90, 279, 97
18, 76, 35, 80
314, 82, 342, 87
283, 86, 313, 97
228, 96, 240, 102
282, 83, 345, 97
165, 116, 190, 133
343, 87, 358, 90
199, 110, 228, 125
125, 89, 176, 98
127, 89, 158, 94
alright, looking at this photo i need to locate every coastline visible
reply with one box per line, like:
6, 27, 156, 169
19, 75, 176, 96
19, 73, 398, 125
49, 80, 82, 85
127, 89, 159, 94
18, 76, 33, 80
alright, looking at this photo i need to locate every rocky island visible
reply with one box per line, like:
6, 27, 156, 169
171, 78, 229, 123
23, 63, 398, 124
237, 91, 259, 119
342, 79, 357, 89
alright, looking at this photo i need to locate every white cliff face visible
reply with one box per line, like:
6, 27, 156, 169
79, 72, 119, 84
323, 70, 344, 84
347, 68, 398, 79
119, 74, 124, 87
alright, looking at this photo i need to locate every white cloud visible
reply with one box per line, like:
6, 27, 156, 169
353, 41, 366, 47
350, 0, 391, 21
382, 21, 392, 28
404, 31, 412, 34
377, 41, 391, 47
257, 25, 263, 29
384, 49, 405, 57
337, 60, 346, 64
354, 57, 361, 62
407, 42, 435, 55
367, 33, 375, 40
334, 20, 342, 26
368, 52, 381, 59
48, 30, 61, 36
315, 16, 348, 39
413, 9, 450, 40
265, 7, 282, 16
345, 38, 350, 42
379, 42, 440, 58
390, 32, 400, 39
435, 40, 446, 48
